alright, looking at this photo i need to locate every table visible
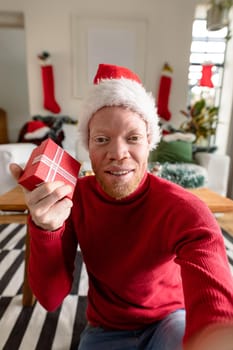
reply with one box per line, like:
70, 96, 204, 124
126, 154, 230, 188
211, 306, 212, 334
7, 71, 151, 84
0, 186, 35, 306
188, 187, 233, 213
1, 186, 233, 308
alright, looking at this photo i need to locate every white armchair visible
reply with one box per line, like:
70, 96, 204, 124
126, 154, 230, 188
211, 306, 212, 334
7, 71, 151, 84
194, 152, 230, 196
0, 143, 37, 195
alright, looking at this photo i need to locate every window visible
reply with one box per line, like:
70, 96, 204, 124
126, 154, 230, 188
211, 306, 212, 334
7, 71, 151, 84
188, 18, 228, 108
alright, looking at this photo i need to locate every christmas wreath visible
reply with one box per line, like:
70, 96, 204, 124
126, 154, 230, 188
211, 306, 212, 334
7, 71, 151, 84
149, 162, 208, 188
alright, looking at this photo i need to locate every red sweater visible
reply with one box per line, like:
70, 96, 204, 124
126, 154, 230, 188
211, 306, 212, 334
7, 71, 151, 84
28, 173, 233, 343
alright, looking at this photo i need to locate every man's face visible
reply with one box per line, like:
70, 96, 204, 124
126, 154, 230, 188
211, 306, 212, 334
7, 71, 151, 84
88, 106, 150, 200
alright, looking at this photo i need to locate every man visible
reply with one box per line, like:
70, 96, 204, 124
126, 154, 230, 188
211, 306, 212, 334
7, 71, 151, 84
10, 64, 233, 350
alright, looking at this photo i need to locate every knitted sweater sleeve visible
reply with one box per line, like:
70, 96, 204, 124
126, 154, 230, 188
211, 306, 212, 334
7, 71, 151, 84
170, 197, 233, 343
28, 216, 78, 311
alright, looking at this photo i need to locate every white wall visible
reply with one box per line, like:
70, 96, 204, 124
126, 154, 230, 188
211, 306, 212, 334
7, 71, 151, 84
0, 0, 196, 142
0, 27, 30, 141
226, 96, 233, 198
2, 1, 233, 197
215, 7, 233, 155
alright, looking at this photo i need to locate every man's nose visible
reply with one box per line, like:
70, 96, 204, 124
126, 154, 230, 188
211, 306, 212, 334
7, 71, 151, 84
107, 139, 129, 160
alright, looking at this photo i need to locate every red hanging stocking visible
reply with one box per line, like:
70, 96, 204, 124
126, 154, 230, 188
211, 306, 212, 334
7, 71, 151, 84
41, 65, 61, 114
157, 63, 173, 121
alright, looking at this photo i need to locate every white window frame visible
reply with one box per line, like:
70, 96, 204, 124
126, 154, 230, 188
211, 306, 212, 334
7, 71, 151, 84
188, 17, 228, 109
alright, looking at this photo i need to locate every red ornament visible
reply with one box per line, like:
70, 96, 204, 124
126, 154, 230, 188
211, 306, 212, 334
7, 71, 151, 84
199, 64, 214, 88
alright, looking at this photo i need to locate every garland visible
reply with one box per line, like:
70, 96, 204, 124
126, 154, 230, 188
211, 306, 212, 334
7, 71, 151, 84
150, 162, 207, 188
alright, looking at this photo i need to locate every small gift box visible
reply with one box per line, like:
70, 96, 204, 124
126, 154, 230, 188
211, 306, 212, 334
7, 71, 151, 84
18, 138, 81, 199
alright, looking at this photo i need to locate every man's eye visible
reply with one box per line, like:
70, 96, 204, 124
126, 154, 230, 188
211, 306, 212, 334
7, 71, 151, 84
94, 136, 109, 144
128, 135, 141, 142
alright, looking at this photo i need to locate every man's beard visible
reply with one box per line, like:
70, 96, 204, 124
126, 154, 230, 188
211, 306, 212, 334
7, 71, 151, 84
97, 173, 142, 200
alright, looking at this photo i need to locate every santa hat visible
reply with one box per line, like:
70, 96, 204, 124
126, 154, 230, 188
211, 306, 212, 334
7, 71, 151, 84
77, 63, 160, 151
24, 120, 50, 140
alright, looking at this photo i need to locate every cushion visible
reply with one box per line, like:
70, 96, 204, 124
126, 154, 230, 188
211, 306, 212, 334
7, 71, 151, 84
149, 140, 194, 164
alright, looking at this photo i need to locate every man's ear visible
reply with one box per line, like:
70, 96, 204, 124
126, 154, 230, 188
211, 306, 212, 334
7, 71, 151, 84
147, 133, 152, 147
87, 128, 90, 148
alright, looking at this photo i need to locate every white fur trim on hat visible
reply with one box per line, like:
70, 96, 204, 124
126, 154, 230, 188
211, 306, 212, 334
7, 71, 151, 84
77, 78, 161, 151
163, 132, 196, 143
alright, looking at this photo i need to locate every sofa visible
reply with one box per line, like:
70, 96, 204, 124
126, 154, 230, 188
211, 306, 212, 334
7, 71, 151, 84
148, 138, 231, 197
0, 128, 230, 197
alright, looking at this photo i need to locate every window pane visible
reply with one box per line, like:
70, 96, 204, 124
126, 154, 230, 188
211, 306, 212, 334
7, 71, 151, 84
191, 41, 226, 53
192, 20, 207, 37
187, 13, 228, 146
207, 27, 228, 38
188, 19, 228, 112
190, 52, 225, 64
192, 19, 228, 39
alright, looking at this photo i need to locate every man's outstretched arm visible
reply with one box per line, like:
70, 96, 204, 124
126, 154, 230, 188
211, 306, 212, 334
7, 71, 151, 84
184, 323, 233, 350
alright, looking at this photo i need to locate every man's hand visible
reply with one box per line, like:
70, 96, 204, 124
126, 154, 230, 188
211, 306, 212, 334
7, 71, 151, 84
184, 324, 233, 350
10, 163, 73, 231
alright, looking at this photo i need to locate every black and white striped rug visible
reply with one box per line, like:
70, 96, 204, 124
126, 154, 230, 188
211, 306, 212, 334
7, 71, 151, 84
0, 223, 87, 350
0, 223, 233, 350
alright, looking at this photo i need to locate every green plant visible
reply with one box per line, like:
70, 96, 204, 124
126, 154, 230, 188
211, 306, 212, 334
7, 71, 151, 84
180, 99, 219, 144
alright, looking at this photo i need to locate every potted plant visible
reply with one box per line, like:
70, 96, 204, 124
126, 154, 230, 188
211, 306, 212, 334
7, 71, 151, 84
180, 99, 219, 147
207, 0, 233, 30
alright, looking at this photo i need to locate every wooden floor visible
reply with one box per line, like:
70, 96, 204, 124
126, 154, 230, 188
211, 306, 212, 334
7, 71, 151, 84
216, 212, 233, 237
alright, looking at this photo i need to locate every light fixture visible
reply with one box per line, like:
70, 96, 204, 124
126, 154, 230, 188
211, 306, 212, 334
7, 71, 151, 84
207, 1, 232, 31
